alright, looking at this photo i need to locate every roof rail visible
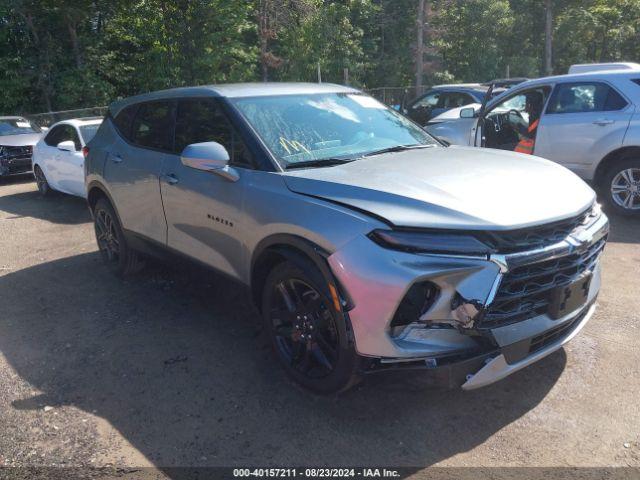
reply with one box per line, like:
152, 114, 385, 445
568, 62, 640, 74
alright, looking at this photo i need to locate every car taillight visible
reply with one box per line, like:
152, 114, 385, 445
82, 146, 89, 158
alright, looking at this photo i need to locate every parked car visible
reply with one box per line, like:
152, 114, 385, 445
0, 116, 42, 179
32, 117, 102, 198
85, 83, 608, 393
426, 63, 640, 215
402, 84, 507, 126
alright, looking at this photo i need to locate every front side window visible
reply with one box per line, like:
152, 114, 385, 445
131, 101, 174, 151
44, 126, 67, 147
174, 98, 253, 167
0, 118, 41, 136
546, 82, 628, 114
231, 92, 438, 168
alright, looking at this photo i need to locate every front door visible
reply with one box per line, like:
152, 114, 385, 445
159, 98, 254, 279
103, 100, 173, 243
478, 86, 551, 153
55, 125, 85, 197
533, 81, 632, 178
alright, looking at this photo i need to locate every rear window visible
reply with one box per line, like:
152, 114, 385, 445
80, 124, 101, 144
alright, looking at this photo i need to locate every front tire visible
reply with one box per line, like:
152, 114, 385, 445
93, 197, 144, 276
33, 165, 50, 196
262, 260, 362, 394
602, 159, 640, 216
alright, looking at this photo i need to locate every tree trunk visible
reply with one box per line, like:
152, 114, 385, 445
258, 0, 269, 82
66, 17, 83, 69
415, 0, 425, 96
19, 10, 53, 111
544, 0, 553, 76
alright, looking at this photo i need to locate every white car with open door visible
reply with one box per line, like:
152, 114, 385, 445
426, 63, 640, 216
32, 117, 102, 198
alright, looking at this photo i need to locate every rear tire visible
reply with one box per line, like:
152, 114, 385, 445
33, 165, 50, 196
261, 259, 362, 394
93, 197, 145, 276
602, 159, 640, 216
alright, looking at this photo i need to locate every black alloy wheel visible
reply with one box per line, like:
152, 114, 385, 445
93, 197, 144, 276
34, 166, 50, 196
262, 260, 362, 393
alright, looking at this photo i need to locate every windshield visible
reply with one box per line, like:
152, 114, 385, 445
80, 123, 101, 144
0, 118, 41, 136
231, 92, 438, 168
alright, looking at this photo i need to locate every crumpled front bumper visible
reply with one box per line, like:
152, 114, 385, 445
327, 211, 608, 389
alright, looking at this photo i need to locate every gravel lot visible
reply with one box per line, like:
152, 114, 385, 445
0, 174, 638, 476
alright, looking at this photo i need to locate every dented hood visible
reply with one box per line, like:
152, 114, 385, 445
282, 146, 595, 230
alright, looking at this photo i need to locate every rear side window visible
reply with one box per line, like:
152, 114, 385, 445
131, 101, 175, 151
112, 104, 138, 141
546, 82, 628, 113
175, 98, 253, 167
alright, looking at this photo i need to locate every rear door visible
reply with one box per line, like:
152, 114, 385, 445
103, 100, 173, 243
534, 81, 632, 178
159, 97, 254, 279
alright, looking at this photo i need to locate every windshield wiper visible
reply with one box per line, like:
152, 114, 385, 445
284, 158, 354, 170
363, 144, 435, 158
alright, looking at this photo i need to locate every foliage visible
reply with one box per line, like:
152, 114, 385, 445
1, 0, 640, 114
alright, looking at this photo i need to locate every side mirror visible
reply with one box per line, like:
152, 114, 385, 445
180, 141, 239, 182
460, 107, 476, 119
57, 140, 76, 152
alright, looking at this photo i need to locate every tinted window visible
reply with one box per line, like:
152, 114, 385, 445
44, 125, 67, 146
44, 125, 80, 150
131, 101, 174, 151
412, 92, 440, 109
547, 83, 628, 113
113, 104, 138, 141
442, 92, 474, 108
80, 124, 101, 144
175, 98, 253, 167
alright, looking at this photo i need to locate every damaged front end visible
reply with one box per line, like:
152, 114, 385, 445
329, 204, 609, 389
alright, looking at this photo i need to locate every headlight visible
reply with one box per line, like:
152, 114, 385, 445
368, 229, 493, 255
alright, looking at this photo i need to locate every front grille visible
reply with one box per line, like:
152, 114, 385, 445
481, 236, 606, 329
528, 305, 590, 354
1, 145, 33, 173
478, 207, 597, 253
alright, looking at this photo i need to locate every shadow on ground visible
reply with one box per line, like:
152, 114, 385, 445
606, 210, 640, 244
0, 187, 91, 225
0, 252, 566, 471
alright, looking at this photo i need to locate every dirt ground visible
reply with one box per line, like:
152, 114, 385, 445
0, 174, 638, 477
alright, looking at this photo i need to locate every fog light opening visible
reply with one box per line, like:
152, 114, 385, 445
390, 281, 439, 329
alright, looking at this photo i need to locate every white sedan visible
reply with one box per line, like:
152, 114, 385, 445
32, 117, 102, 198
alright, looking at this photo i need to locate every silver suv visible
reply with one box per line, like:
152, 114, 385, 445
426, 64, 640, 216
85, 83, 608, 393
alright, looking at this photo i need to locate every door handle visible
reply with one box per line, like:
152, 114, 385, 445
110, 152, 123, 163
160, 173, 179, 185
593, 119, 614, 126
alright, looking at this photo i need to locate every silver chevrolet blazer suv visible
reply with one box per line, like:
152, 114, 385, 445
84, 83, 609, 393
